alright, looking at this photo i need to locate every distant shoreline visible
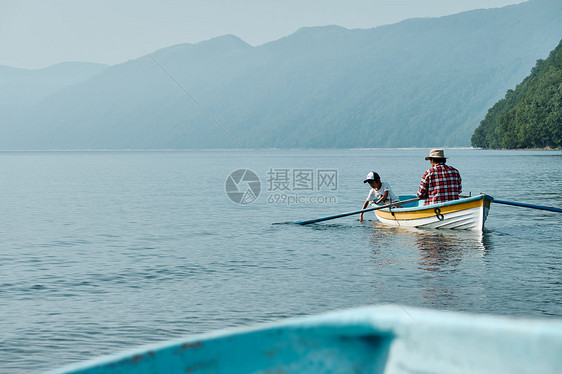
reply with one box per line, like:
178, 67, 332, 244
1, 147, 561, 152
472, 147, 562, 151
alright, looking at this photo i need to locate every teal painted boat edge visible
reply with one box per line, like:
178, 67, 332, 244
45, 305, 562, 374
45, 311, 396, 374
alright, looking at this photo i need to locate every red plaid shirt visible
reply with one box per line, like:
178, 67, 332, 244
417, 163, 462, 205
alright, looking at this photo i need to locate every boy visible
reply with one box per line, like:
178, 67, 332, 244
359, 171, 398, 222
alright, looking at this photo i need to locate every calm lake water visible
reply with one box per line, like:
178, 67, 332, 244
1, 148, 561, 372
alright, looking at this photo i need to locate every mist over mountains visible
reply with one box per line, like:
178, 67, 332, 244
1, 0, 561, 149
0, 62, 108, 136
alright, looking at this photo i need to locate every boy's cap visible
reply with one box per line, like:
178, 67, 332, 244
363, 171, 379, 183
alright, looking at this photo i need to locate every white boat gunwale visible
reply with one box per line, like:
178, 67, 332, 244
380, 194, 493, 213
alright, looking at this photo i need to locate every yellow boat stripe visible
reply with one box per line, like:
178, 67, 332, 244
375, 199, 483, 221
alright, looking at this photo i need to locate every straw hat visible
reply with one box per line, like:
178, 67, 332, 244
425, 149, 447, 160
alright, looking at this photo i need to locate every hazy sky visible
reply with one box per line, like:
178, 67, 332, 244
1, 0, 525, 69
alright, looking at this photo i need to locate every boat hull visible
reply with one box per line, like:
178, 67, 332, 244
374, 194, 492, 231
47, 306, 562, 374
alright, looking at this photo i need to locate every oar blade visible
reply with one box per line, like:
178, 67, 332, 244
492, 199, 562, 213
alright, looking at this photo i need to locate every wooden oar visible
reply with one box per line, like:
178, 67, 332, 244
294, 197, 420, 225
492, 199, 562, 213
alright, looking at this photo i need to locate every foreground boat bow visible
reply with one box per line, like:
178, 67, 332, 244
47, 305, 562, 374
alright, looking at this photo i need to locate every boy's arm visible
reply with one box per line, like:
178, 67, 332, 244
375, 190, 389, 204
359, 199, 370, 222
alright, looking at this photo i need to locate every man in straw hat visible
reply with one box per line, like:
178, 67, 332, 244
417, 149, 462, 205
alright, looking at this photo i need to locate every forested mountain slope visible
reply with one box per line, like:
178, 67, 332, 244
471, 39, 562, 149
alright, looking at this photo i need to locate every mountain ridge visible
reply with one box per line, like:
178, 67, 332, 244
2, 0, 561, 149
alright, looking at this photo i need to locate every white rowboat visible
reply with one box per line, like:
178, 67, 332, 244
374, 194, 492, 231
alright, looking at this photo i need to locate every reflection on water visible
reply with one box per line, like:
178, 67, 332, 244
367, 222, 494, 310
414, 229, 486, 269
413, 229, 488, 308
